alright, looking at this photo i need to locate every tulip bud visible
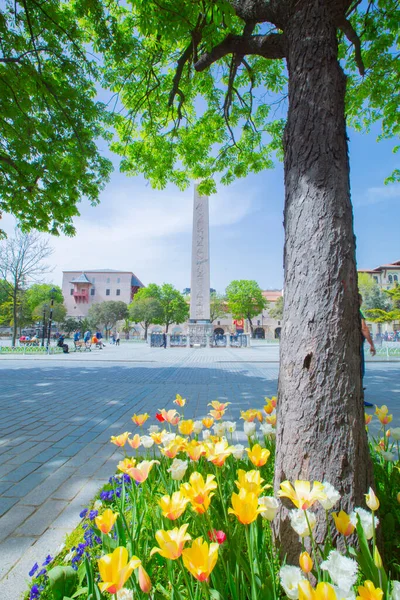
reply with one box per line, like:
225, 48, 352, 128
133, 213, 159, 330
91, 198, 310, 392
299, 551, 313, 573
386, 429, 391, 438
365, 414, 372, 426
397, 492, 400, 504
365, 487, 380, 511
138, 565, 152, 593
373, 546, 383, 568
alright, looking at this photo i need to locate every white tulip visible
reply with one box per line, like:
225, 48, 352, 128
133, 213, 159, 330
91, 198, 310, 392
148, 425, 160, 434
289, 509, 316, 537
258, 496, 279, 520
321, 551, 358, 592
117, 589, 134, 600
244, 421, 256, 436
93, 500, 103, 511
140, 435, 155, 449
260, 422, 276, 437
161, 431, 176, 445
63, 550, 74, 563
279, 565, 306, 600
225, 421, 237, 433
231, 444, 245, 460
381, 450, 395, 462
202, 429, 211, 440
391, 581, 400, 600
193, 420, 203, 434
320, 482, 341, 510
332, 586, 356, 600
390, 428, 400, 441
167, 458, 188, 481
213, 422, 226, 436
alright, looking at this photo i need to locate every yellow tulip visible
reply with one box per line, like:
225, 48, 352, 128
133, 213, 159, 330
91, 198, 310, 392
110, 432, 130, 447
150, 431, 163, 445
95, 509, 119, 534
208, 401, 230, 411
161, 441, 181, 459
127, 434, 141, 449
132, 413, 150, 427
365, 487, 380, 511
186, 440, 206, 461
202, 417, 214, 429
246, 444, 271, 467
357, 581, 384, 600
375, 405, 392, 425
98, 547, 141, 594
179, 419, 195, 436
159, 491, 189, 520
181, 472, 217, 514
209, 409, 225, 420
228, 488, 264, 524
365, 414, 373, 426
332, 510, 355, 536
266, 414, 277, 426
138, 565, 152, 593
182, 537, 219, 582
299, 580, 337, 600
117, 457, 136, 474
278, 480, 326, 509
235, 469, 267, 496
174, 394, 186, 407
206, 439, 232, 467
150, 524, 192, 560
240, 409, 260, 422
126, 460, 159, 483
299, 551, 313, 574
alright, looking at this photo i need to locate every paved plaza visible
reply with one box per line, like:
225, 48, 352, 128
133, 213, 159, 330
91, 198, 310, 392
0, 342, 399, 599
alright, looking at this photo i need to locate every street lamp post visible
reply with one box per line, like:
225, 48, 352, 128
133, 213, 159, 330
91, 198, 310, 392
41, 304, 48, 347
47, 288, 56, 349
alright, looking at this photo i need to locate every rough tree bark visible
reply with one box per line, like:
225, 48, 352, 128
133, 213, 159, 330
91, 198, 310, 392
273, 0, 372, 559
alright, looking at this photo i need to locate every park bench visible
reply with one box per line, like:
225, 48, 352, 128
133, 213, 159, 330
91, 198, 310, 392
74, 340, 91, 352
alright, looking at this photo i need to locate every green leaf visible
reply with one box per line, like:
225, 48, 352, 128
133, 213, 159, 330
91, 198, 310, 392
47, 565, 78, 600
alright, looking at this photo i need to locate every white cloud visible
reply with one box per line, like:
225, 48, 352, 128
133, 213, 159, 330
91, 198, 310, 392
354, 184, 400, 207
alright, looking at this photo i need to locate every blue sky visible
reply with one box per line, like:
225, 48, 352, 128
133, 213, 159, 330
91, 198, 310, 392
2, 122, 399, 294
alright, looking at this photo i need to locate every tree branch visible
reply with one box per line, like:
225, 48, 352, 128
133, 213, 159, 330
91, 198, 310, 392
337, 17, 365, 76
229, 0, 281, 26
0, 47, 47, 63
168, 42, 193, 107
195, 33, 285, 72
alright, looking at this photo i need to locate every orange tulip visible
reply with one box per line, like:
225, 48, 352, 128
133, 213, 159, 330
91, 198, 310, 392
209, 409, 225, 420
150, 431, 163, 445
132, 413, 150, 427
186, 440, 206, 461
202, 417, 214, 429
246, 444, 271, 467
332, 510, 355, 536
208, 401, 230, 411
127, 434, 141, 449
174, 394, 186, 407
98, 547, 141, 594
365, 414, 373, 426
95, 509, 119, 534
110, 432, 130, 447
161, 441, 182, 459
375, 405, 392, 425
126, 460, 159, 483
264, 400, 275, 415
240, 409, 261, 422
159, 408, 180, 425
159, 491, 189, 520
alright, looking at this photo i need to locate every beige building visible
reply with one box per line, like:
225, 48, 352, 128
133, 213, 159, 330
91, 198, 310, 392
62, 269, 144, 318
358, 260, 400, 290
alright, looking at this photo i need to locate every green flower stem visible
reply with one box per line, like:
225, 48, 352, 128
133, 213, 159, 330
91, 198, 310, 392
214, 466, 229, 527
304, 510, 321, 582
179, 557, 195, 600
245, 525, 258, 600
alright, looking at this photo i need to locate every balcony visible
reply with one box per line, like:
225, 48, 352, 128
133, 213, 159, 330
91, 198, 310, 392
73, 289, 89, 303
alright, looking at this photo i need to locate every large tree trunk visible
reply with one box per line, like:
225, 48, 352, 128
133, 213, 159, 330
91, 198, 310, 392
274, 1, 372, 559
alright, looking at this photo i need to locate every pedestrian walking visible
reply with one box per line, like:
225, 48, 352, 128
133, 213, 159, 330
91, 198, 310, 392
116, 331, 120, 346
162, 333, 167, 349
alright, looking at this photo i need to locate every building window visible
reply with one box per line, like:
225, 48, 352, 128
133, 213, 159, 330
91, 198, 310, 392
388, 275, 393, 283
257, 320, 261, 326
373, 276, 378, 283
278, 321, 281, 326
106, 278, 110, 284
116, 289, 121, 296
394, 275, 398, 282
217, 321, 220, 325
117, 277, 120, 283
90, 288, 95, 296
70, 289, 74, 295
106, 289, 110, 296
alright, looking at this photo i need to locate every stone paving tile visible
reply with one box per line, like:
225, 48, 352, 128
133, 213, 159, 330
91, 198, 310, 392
14, 499, 69, 537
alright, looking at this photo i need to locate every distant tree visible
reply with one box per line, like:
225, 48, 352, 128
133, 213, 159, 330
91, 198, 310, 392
129, 289, 162, 341
32, 301, 67, 325
25, 284, 64, 314
365, 308, 400, 324
61, 317, 81, 336
155, 284, 189, 333
87, 301, 128, 338
121, 318, 132, 340
209, 293, 227, 324
384, 283, 400, 310
358, 273, 391, 311
226, 280, 267, 337
0, 230, 53, 345
268, 295, 284, 321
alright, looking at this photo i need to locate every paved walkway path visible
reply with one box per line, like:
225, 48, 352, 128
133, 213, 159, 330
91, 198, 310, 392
0, 343, 398, 599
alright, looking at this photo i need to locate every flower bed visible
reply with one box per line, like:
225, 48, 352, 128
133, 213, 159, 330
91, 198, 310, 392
25, 397, 400, 600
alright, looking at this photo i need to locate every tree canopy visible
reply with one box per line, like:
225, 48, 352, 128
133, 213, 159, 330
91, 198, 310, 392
135, 283, 189, 332
24, 284, 64, 313
87, 300, 128, 335
129, 290, 163, 340
0, 0, 112, 234
210, 292, 227, 323
226, 279, 267, 335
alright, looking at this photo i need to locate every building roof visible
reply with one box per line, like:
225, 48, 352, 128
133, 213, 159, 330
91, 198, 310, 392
358, 260, 400, 273
131, 274, 144, 288
262, 290, 283, 302
64, 269, 133, 273
69, 274, 92, 284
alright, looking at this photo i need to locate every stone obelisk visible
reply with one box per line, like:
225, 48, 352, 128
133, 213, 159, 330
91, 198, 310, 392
188, 184, 212, 345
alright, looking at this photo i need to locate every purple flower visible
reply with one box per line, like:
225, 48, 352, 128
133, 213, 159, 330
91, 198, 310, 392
42, 555, 52, 566
29, 584, 41, 599
88, 510, 98, 521
94, 536, 102, 545
79, 508, 88, 519
29, 563, 39, 577
36, 568, 47, 578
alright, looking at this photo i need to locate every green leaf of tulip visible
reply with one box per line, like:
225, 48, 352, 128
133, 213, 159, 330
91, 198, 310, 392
48, 566, 78, 600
